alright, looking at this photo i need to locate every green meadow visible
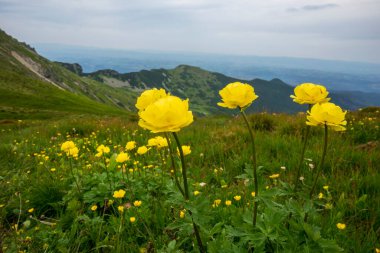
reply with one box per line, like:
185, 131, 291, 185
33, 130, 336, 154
0, 106, 379, 253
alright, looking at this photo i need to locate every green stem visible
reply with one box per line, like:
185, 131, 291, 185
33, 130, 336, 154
164, 133, 185, 197
294, 104, 312, 190
309, 123, 328, 199
240, 110, 258, 226
103, 155, 113, 192
172, 132, 189, 199
172, 132, 205, 253
69, 157, 81, 194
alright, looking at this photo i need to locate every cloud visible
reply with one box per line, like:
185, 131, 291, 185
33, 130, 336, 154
288, 3, 339, 12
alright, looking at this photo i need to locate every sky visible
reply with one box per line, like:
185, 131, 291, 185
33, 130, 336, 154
1, 0, 380, 63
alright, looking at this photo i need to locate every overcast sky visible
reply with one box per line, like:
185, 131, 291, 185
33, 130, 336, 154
1, 0, 379, 63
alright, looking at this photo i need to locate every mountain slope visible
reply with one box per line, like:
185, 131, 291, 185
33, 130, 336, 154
0, 29, 138, 119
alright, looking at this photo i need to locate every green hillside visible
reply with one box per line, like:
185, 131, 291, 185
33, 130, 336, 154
86, 65, 305, 115
0, 29, 138, 120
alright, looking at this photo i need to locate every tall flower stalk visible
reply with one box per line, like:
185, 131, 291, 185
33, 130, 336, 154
240, 110, 258, 226
136, 90, 204, 253
217, 81, 259, 226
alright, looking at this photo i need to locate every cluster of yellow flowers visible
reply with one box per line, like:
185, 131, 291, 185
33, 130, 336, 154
61, 141, 79, 157
290, 83, 347, 131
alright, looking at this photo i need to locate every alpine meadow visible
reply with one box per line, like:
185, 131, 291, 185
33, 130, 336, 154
0, 21, 380, 253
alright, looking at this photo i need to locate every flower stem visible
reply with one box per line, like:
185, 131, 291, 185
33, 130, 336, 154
172, 132, 205, 253
240, 110, 258, 226
294, 104, 312, 190
309, 123, 328, 199
69, 157, 81, 194
164, 133, 185, 197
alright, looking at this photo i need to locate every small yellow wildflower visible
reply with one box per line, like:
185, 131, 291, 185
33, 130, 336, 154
193, 190, 200, 196
212, 199, 221, 208
28, 208, 34, 213
113, 189, 126, 199
91, 205, 97, 211
269, 174, 280, 179
133, 200, 142, 207
125, 141, 137, 151
130, 217, 136, 223
234, 195, 241, 201
251, 192, 256, 197
323, 185, 329, 190
179, 210, 186, 218
177, 145, 191, 156
318, 192, 324, 199
50, 168, 56, 172
118, 205, 124, 213
325, 203, 333, 210
225, 200, 232, 206
336, 223, 346, 230
116, 152, 130, 163
137, 146, 148, 155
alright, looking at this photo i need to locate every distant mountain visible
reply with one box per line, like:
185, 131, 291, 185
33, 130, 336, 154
82, 64, 380, 115
34, 43, 380, 93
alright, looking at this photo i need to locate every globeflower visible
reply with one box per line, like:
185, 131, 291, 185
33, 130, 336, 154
217, 82, 258, 110
147, 136, 168, 148
96, 144, 110, 157
113, 189, 126, 198
125, 141, 136, 151
135, 88, 168, 112
177, 145, 191, 156
116, 152, 130, 163
133, 200, 142, 207
290, 83, 330, 104
138, 96, 193, 133
336, 223, 346, 230
137, 146, 148, 155
61, 141, 79, 157
307, 102, 347, 131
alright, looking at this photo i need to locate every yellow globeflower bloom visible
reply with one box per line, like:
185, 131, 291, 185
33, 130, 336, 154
118, 205, 124, 213
28, 208, 35, 213
269, 174, 280, 179
234, 195, 241, 201
133, 200, 142, 207
177, 145, 191, 156
61, 141, 79, 157
336, 223, 346, 230
137, 146, 148, 155
113, 189, 126, 199
125, 141, 136, 151
217, 82, 258, 110
193, 190, 200, 196
179, 210, 186, 218
307, 102, 347, 131
135, 88, 168, 112
91, 205, 97, 211
138, 96, 193, 133
147, 136, 168, 148
225, 200, 232, 206
116, 152, 130, 163
130, 217, 136, 223
290, 83, 330, 104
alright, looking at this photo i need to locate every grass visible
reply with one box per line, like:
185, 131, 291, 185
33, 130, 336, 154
0, 109, 379, 252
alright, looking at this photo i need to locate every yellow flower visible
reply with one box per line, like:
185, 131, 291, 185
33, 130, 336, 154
318, 192, 324, 199
193, 191, 200, 196
251, 191, 256, 197
136, 88, 169, 112
375, 248, 380, 253
179, 210, 186, 218
118, 205, 124, 213
336, 223, 346, 230
96, 144, 110, 154
306, 102, 347, 131
137, 146, 148, 155
130, 217, 136, 223
217, 82, 258, 110
125, 141, 136, 151
147, 136, 168, 148
116, 152, 130, 163
50, 168, 56, 172
212, 199, 222, 208
133, 200, 142, 207
61, 141, 79, 157
138, 96, 193, 133
225, 200, 232, 206
325, 203, 333, 209
323, 185, 329, 190
234, 195, 241, 201
91, 205, 97, 211
290, 83, 330, 104
113, 189, 126, 199
177, 145, 191, 156
269, 173, 280, 179
28, 208, 34, 213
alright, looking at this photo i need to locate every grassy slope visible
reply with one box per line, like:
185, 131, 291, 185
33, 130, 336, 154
0, 29, 138, 119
